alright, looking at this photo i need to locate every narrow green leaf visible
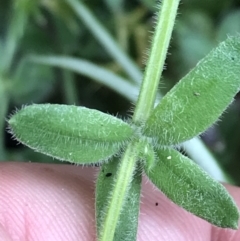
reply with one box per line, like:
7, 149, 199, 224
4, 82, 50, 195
8, 104, 134, 164
145, 148, 239, 229
96, 158, 141, 241
144, 36, 240, 145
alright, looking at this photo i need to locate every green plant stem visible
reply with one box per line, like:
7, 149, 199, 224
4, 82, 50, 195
60, 0, 228, 184
133, 0, 180, 122
100, 143, 138, 241
100, 1, 180, 240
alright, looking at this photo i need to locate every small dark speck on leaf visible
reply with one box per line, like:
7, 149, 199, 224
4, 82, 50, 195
231, 57, 235, 60
106, 173, 112, 177
155, 202, 158, 206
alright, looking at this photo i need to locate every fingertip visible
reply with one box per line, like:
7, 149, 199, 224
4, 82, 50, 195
0, 224, 13, 241
0, 162, 97, 241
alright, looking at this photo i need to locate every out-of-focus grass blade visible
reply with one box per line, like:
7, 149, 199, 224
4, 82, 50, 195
1, 0, 36, 73
64, 0, 142, 83
30, 55, 139, 102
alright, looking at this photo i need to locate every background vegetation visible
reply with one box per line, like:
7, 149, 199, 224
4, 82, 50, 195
1, 0, 240, 184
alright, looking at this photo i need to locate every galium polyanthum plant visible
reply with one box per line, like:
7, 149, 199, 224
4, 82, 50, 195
8, 0, 240, 240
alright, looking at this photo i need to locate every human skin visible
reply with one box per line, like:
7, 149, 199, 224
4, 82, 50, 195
0, 162, 239, 241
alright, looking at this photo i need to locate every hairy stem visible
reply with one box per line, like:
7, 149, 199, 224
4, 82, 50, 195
99, 1, 180, 240
100, 143, 138, 241
133, 0, 180, 122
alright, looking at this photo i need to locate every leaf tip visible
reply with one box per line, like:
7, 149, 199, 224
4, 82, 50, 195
232, 221, 239, 230
223, 196, 240, 230
6, 109, 19, 133
231, 209, 240, 230
8, 116, 16, 126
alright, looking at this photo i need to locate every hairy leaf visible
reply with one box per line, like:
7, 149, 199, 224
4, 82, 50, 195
8, 104, 133, 164
145, 148, 239, 229
144, 36, 240, 145
96, 158, 141, 241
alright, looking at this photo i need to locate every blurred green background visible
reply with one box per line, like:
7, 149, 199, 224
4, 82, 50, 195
0, 0, 240, 184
